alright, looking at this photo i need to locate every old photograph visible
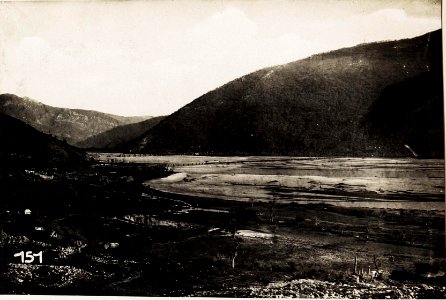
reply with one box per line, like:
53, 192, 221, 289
0, 0, 444, 298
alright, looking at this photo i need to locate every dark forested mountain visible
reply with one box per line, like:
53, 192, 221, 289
128, 30, 443, 158
0, 94, 150, 146
366, 70, 443, 158
76, 116, 165, 149
0, 113, 86, 166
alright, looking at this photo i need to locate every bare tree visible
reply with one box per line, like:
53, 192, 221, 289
231, 241, 239, 269
354, 255, 358, 274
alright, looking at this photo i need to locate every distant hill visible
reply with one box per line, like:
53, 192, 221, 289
0, 94, 151, 146
0, 113, 86, 166
128, 30, 443, 158
76, 116, 165, 149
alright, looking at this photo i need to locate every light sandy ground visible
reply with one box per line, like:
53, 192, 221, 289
159, 172, 188, 182
236, 230, 275, 239
139, 157, 444, 211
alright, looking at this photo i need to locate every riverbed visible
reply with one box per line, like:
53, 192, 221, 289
95, 154, 445, 211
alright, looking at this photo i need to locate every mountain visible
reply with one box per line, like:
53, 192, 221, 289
76, 116, 165, 149
366, 71, 443, 158
128, 30, 443, 158
0, 113, 86, 166
0, 94, 151, 146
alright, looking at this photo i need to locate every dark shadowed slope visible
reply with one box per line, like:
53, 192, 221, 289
76, 116, 165, 149
128, 30, 442, 158
0, 94, 151, 146
0, 113, 86, 166
366, 70, 444, 158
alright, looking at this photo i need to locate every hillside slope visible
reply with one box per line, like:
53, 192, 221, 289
129, 30, 443, 157
0, 113, 86, 166
76, 116, 165, 149
0, 94, 150, 145
366, 71, 443, 158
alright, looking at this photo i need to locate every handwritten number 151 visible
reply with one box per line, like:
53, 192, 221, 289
14, 251, 43, 264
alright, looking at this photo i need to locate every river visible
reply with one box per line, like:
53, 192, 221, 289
95, 154, 445, 211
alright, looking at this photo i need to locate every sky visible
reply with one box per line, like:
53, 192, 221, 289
0, 0, 441, 116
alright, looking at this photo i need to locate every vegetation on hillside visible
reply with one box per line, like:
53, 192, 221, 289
128, 30, 443, 158
76, 116, 165, 150
0, 94, 150, 146
0, 113, 86, 167
366, 71, 444, 158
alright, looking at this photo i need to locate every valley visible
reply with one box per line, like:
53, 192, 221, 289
1, 154, 444, 297
0, 26, 443, 298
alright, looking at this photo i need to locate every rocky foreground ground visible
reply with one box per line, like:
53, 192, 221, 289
193, 278, 446, 298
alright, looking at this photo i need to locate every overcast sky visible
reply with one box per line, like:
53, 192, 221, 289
0, 0, 441, 116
